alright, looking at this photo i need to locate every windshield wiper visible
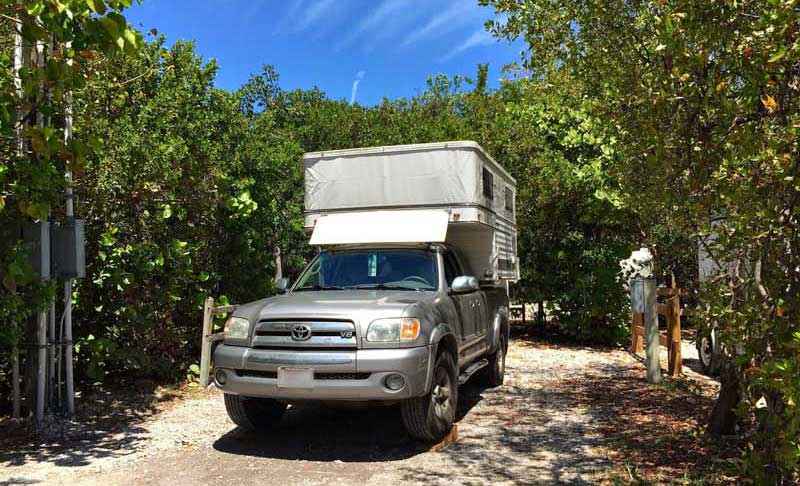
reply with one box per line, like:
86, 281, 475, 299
346, 284, 427, 291
295, 284, 346, 291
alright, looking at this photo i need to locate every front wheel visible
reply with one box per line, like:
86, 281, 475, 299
401, 351, 458, 441
224, 394, 287, 431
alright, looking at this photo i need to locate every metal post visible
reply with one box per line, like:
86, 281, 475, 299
63, 41, 76, 417
643, 278, 662, 383
33, 39, 47, 424
48, 300, 55, 407
199, 297, 214, 388
12, 19, 24, 422
35, 311, 46, 422
63, 284, 74, 415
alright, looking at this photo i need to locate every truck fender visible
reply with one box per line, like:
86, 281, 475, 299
489, 307, 509, 354
426, 323, 458, 391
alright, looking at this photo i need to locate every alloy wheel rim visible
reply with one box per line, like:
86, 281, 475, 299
432, 366, 452, 419
700, 336, 712, 366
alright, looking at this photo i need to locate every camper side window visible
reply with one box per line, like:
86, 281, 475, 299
482, 168, 494, 200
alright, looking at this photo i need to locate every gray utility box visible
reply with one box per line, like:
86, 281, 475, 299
23, 221, 50, 279
51, 219, 86, 279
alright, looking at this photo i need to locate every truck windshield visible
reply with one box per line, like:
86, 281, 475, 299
294, 249, 438, 291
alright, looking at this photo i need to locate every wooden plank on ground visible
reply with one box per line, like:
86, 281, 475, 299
429, 425, 458, 452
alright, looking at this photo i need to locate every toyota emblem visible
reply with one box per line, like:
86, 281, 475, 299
291, 324, 312, 341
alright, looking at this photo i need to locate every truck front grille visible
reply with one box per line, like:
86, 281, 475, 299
251, 320, 357, 350
235, 370, 370, 380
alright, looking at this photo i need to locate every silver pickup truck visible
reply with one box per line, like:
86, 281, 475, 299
213, 243, 509, 441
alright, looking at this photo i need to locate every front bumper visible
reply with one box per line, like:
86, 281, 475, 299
212, 344, 432, 401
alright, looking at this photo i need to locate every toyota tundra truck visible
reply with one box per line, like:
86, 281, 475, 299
213, 142, 517, 441
213, 244, 509, 441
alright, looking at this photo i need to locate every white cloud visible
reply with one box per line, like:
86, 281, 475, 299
295, 0, 336, 31
441, 28, 495, 61
335, 0, 409, 51
400, 1, 477, 48
350, 70, 366, 104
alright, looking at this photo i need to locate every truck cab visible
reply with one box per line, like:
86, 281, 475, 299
213, 243, 509, 441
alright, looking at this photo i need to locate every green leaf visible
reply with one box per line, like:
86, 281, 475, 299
86, 0, 107, 14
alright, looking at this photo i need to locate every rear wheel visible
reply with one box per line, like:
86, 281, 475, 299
224, 394, 287, 431
484, 333, 507, 387
401, 351, 458, 441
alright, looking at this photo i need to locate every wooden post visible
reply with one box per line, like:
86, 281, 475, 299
643, 278, 662, 383
630, 313, 644, 354
199, 296, 214, 388
668, 289, 682, 377
273, 246, 282, 282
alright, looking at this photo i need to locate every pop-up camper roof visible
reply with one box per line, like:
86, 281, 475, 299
304, 141, 515, 214
303, 141, 519, 281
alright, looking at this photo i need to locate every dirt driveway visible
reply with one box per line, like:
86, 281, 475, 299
1, 328, 724, 486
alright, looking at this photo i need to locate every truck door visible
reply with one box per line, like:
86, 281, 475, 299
444, 250, 479, 340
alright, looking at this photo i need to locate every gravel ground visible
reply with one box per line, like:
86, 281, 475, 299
0, 328, 716, 486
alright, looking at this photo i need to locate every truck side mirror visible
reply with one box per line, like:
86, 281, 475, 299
276, 277, 290, 294
451, 276, 479, 293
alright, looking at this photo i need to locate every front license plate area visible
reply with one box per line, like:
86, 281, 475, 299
277, 367, 314, 388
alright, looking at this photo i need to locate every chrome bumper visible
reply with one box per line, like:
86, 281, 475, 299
213, 344, 432, 400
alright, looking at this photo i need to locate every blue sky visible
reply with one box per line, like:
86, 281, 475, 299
125, 0, 523, 106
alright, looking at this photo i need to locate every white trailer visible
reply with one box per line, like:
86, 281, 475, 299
303, 141, 518, 282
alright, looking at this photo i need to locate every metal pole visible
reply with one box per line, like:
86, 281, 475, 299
64, 284, 74, 415
12, 19, 24, 422
35, 311, 46, 422
12, 343, 21, 419
46, 36, 56, 410
33, 39, 47, 424
63, 41, 76, 417
48, 300, 55, 407
643, 277, 662, 383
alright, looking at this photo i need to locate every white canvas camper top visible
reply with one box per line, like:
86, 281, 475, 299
303, 141, 518, 281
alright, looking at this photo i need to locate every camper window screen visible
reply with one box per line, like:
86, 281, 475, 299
482, 168, 493, 199
505, 187, 514, 215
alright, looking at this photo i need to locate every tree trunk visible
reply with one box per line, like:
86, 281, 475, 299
537, 300, 546, 324
708, 358, 740, 435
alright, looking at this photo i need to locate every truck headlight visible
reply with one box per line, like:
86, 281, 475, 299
367, 318, 420, 342
224, 317, 250, 341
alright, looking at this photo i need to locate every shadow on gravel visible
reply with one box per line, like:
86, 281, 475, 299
212, 382, 489, 463
0, 380, 183, 470
399, 341, 613, 484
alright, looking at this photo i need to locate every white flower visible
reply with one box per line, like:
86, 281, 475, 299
619, 247, 654, 281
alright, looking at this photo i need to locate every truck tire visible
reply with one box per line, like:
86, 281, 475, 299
401, 350, 458, 441
697, 328, 720, 376
484, 333, 507, 387
224, 393, 287, 431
